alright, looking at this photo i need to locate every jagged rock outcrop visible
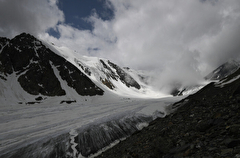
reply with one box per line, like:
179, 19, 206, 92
73, 56, 142, 91
0, 33, 104, 96
107, 60, 141, 90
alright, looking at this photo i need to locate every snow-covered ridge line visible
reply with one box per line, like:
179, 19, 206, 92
42, 40, 169, 98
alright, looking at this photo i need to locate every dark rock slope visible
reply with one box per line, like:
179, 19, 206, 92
205, 60, 240, 80
0, 33, 104, 96
97, 69, 240, 157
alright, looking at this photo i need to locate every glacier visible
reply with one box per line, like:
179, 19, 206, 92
0, 95, 184, 158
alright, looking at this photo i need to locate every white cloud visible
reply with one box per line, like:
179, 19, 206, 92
39, 0, 240, 91
0, 0, 64, 38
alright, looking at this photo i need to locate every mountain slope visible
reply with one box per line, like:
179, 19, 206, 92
45, 41, 167, 98
0, 33, 104, 104
0, 33, 167, 105
96, 63, 240, 158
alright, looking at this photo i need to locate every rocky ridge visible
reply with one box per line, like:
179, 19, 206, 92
97, 68, 240, 157
0, 33, 104, 97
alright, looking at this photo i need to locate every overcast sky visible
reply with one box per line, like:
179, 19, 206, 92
1, 0, 240, 91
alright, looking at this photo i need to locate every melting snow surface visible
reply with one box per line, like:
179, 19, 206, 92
0, 95, 184, 156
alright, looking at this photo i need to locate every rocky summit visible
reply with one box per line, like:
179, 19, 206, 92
0, 33, 104, 97
97, 69, 240, 157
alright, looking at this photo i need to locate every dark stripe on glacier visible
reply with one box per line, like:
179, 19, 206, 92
76, 114, 153, 157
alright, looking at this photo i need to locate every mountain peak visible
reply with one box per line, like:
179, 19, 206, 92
1, 33, 164, 104
0, 33, 104, 102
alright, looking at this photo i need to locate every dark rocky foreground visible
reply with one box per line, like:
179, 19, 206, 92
97, 70, 240, 158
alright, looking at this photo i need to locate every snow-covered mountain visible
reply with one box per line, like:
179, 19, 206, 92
0, 33, 176, 158
0, 33, 167, 105
1, 33, 240, 158
45, 41, 167, 98
0, 33, 184, 158
0, 33, 105, 104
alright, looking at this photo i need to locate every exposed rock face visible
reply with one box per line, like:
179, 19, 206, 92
0, 33, 104, 96
107, 60, 141, 89
99, 59, 118, 80
73, 56, 142, 92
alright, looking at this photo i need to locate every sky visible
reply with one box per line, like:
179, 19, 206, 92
1, 0, 240, 92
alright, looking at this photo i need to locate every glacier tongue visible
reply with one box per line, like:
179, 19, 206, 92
0, 112, 153, 158
0, 96, 184, 158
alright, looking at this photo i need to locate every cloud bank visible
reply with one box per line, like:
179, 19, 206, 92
0, 0, 64, 38
1, 0, 240, 93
